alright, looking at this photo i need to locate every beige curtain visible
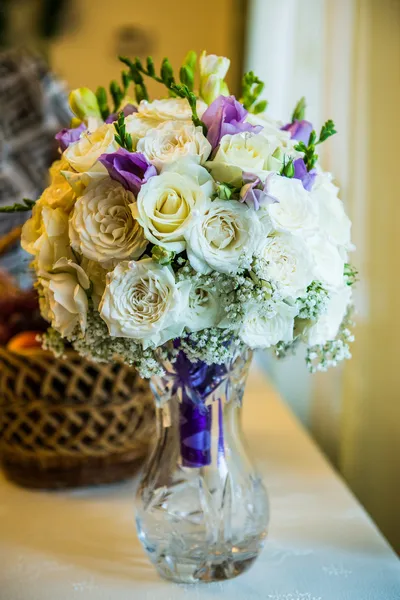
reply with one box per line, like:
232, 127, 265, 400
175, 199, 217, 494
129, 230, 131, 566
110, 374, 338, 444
338, 0, 400, 552
247, 0, 400, 552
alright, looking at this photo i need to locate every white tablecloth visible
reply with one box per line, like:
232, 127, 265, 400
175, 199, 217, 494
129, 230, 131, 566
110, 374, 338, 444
0, 366, 399, 600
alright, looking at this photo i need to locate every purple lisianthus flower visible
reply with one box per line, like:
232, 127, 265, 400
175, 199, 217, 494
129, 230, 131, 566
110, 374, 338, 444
98, 149, 157, 196
281, 119, 313, 145
202, 95, 263, 150
293, 158, 317, 191
105, 103, 137, 124
55, 123, 86, 152
240, 172, 279, 210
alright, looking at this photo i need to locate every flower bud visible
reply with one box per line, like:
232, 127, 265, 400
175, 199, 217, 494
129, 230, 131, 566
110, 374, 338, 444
152, 245, 175, 266
199, 51, 230, 104
69, 88, 102, 121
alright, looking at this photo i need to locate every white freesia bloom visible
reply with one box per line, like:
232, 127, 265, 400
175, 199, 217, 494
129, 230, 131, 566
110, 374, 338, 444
39, 257, 90, 337
137, 120, 211, 170
199, 51, 230, 104
307, 285, 352, 346
240, 301, 297, 349
69, 179, 147, 266
258, 233, 314, 299
138, 98, 207, 123
206, 132, 280, 186
266, 175, 319, 235
64, 124, 118, 173
184, 280, 222, 331
308, 234, 346, 289
99, 259, 189, 348
132, 168, 210, 252
184, 199, 261, 275
311, 172, 352, 248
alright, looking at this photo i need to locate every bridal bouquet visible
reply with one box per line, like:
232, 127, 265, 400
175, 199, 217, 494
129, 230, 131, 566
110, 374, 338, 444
12, 51, 356, 378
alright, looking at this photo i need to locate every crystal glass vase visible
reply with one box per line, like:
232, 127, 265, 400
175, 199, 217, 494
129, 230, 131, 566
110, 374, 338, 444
135, 348, 269, 583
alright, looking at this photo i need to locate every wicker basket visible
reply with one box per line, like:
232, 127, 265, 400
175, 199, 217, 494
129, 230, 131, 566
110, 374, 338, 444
0, 347, 155, 489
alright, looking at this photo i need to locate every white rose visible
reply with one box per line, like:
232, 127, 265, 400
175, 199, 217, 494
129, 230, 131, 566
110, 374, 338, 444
39, 257, 90, 337
184, 280, 222, 332
258, 233, 314, 299
69, 178, 148, 265
311, 172, 352, 248
307, 286, 352, 346
64, 124, 118, 173
206, 132, 279, 186
240, 301, 297, 349
184, 199, 261, 275
308, 234, 345, 290
266, 175, 319, 235
137, 120, 211, 170
99, 259, 189, 348
132, 168, 210, 252
246, 112, 292, 144
138, 98, 207, 123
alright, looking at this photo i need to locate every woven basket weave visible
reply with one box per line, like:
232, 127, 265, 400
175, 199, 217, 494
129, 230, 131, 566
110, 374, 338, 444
0, 347, 155, 489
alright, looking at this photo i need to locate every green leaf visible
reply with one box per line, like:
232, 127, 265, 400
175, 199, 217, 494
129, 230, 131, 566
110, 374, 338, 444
292, 96, 306, 121
152, 245, 175, 265
0, 198, 35, 213
318, 119, 337, 143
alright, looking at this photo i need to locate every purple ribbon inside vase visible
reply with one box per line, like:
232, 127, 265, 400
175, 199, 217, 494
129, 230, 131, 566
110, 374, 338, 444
172, 352, 227, 468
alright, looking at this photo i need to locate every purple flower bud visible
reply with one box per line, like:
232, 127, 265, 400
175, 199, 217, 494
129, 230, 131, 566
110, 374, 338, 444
55, 123, 86, 152
105, 103, 138, 124
202, 95, 262, 149
98, 149, 157, 196
281, 119, 313, 145
240, 172, 279, 210
293, 158, 317, 191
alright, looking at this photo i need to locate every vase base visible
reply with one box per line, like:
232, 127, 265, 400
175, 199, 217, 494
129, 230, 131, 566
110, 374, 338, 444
141, 532, 268, 584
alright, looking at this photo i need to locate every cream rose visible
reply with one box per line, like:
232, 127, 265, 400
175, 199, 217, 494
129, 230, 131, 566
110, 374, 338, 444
257, 233, 314, 299
39, 257, 90, 337
206, 132, 280, 186
132, 167, 210, 252
64, 124, 118, 173
307, 286, 352, 346
266, 175, 319, 236
99, 259, 189, 348
137, 120, 211, 170
137, 98, 207, 123
69, 178, 148, 265
184, 199, 261, 275
22, 205, 72, 273
240, 301, 297, 349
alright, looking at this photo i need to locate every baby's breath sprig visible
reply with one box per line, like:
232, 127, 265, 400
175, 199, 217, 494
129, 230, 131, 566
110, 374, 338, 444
240, 71, 267, 114
344, 263, 358, 286
0, 198, 35, 213
114, 112, 133, 151
119, 54, 207, 134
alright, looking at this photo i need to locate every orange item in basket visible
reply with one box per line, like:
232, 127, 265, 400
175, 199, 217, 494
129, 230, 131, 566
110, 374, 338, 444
7, 332, 43, 354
